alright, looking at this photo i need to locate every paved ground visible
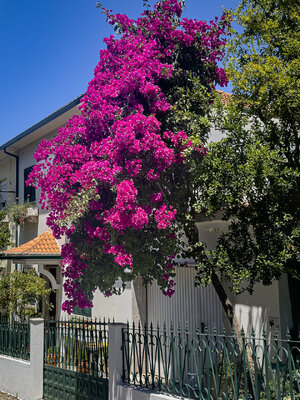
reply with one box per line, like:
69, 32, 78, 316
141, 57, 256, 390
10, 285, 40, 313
0, 392, 18, 400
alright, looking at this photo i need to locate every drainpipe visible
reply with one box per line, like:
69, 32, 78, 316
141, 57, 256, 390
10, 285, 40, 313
3, 147, 19, 247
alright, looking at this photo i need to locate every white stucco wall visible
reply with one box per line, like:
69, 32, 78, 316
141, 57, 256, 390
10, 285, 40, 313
196, 215, 282, 337
0, 356, 32, 399
228, 282, 281, 338
0, 319, 44, 400
60, 279, 135, 323
92, 283, 133, 322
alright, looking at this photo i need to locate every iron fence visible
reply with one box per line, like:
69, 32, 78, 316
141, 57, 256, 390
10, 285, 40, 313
122, 323, 300, 399
0, 319, 30, 360
44, 318, 109, 378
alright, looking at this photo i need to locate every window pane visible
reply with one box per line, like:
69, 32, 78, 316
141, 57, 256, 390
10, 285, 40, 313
24, 166, 36, 202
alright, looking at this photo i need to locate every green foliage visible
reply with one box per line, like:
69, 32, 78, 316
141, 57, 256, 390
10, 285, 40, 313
0, 209, 10, 251
190, 0, 300, 294
0, 269, 52, 321
6, 201, 31, 225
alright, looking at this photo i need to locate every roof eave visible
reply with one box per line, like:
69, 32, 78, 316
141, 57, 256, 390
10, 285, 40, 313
0, 94, 84, 150
0, 254, 61, 260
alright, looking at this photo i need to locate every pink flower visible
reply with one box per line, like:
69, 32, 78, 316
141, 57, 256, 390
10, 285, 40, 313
27, 0, 229, 313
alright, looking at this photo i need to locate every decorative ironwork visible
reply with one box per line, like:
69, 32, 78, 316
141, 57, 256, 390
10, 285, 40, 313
122, 322, 300, 399
44, 318, 109, 378
0, 318, 30, 360
43, 318, 109, 400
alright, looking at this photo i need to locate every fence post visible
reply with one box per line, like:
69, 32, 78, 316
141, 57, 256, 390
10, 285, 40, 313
108, 322, 127, 400
30, 318, 44, 400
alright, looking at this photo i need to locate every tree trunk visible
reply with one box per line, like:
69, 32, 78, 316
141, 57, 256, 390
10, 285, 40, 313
211, 272, 255, 376
211, 272, 242, 337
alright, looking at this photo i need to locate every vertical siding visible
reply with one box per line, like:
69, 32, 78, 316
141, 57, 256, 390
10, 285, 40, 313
147, 266, 223, 333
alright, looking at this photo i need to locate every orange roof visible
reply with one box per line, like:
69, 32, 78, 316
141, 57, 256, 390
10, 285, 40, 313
217, 90, 232, 104
1, 230, 60, 257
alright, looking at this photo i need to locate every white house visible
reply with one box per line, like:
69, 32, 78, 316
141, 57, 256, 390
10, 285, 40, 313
0, 94, 294, 340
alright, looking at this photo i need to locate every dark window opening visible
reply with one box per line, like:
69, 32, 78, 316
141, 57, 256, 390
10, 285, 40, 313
24, 166, 36, 202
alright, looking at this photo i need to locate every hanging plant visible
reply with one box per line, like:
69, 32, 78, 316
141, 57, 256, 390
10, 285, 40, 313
6, 202, 31, 225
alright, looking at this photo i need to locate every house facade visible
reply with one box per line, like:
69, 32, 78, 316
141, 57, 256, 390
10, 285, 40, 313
0, 96, 294, 339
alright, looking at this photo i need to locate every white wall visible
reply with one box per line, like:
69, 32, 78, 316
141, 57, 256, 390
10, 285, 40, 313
60, 279, 135, 323
0, 356, 32, 399
196, 215, 282, 337
147, 266, 223, 332
228, 282, 281, 338
91, 282, 133, 323
0, 319, 44, 400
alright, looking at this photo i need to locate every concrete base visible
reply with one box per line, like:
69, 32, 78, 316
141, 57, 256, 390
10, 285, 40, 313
0, 355, 31, 399
114, 383, 184, 400
0, 319, 44, 400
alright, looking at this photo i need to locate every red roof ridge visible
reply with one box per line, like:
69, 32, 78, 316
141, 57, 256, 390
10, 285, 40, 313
1, 230, 61, 257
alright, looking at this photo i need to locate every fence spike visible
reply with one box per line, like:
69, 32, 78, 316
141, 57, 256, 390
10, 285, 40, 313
286, 326, 291, 341
178, 321, 181, 333
222, 325, 226, 338
204, 324, 208, 336
213, 325, 217, 337
241, 327, 245, 338
185, 321, 189, 333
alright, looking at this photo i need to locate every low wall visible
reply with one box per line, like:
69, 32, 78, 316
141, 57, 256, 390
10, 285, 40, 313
113, 384, 181, 400
0, 355, 31, 399
0, 319, 44, 400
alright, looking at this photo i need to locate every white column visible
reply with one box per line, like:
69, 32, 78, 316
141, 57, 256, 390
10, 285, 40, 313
30, 318, 44, 400
108, 322, 127, 400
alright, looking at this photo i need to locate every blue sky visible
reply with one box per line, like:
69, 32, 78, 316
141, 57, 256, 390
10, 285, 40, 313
0, 0, 237, 145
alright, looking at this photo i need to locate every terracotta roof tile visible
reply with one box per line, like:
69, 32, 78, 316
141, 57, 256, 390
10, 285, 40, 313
2, 230, 60, 256
216, 90, 232, 104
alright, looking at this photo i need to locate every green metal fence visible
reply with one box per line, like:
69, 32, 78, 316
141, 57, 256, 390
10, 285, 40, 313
44, 318, 109, 378
122, 323, 300, 400
0, 319, 30, 360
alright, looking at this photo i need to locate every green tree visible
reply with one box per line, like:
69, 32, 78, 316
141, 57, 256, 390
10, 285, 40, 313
0, 270, 52, 321
190, 0, 300, 329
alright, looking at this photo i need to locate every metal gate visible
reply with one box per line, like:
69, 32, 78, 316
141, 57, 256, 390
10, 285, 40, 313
43, 319, 109, 400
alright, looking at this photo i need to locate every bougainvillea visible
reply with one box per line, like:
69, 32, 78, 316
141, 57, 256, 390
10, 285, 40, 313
28, 0, 229, 313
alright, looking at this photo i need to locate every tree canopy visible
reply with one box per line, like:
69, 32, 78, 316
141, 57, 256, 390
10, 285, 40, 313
191, 0, 300, 297
0, 270, 51, 321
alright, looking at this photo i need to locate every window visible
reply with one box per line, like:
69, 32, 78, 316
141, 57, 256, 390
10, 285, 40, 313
73, 306, 92, 318
24, 166, 36, 202
0, 180, 7, 209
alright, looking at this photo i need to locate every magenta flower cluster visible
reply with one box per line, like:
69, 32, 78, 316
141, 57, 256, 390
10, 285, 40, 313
28, 0, 229, 313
